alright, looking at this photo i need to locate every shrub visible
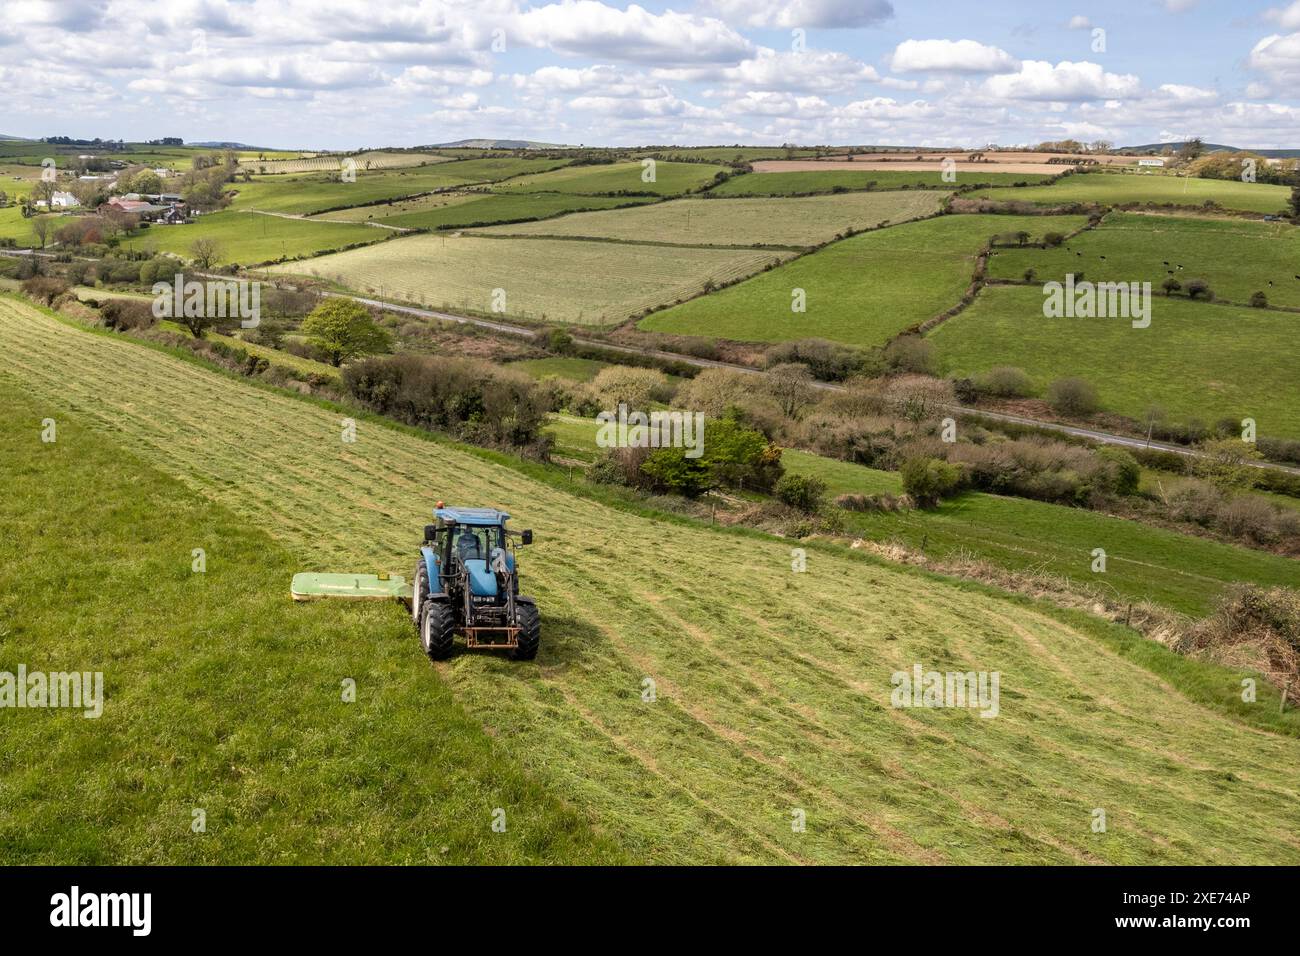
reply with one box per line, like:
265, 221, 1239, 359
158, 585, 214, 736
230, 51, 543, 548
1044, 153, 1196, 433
1161, 277, 1182, 296
638, 447, 710, 497
1250, 291, 1268, 308
773, 473, 827, 512
20, 276, 70, 305
900, 457, 961, 507
1042, 232, 1065, 247
764, 337, 875, 382
590, 365, 670, 410
1185, 278, 1213, 301
100, 298, 157, 332
1046, 377, 1099, 417
976, 365, 1034, 398
883, 335, 934, 374
1096, 446, 1141, 496
545, 327, 573, 353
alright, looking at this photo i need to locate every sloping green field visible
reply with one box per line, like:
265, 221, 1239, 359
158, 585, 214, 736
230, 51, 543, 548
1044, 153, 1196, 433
493, 160, 727, 196
640, 213, 1087, 346
2, 295, 1298, 864
266, 233, 791, 324
316, 192, 655, 230
972, 173, 1292, 215
987, 212, 1300, 309
931, 285, 1300, 439
472, 191, 945, 248
119, 211, 387, 265
710, 170, 1046, 196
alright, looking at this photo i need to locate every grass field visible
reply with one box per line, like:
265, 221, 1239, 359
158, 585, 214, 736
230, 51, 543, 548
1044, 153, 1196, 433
931, 285, 1300, 439
493, 160, 727, 196
546, 417, 1299, 617
512, 357, 608, 382
229, 157, 573, 215
0, 378, 622, 864
2, 295, 1298, 864
473, 192, 945, 248
318, 192, 656, 230
240, 151, 452, 174
266, 234, 792, 324
987, 212, 1300, 309
971, 172, 1293, 215
640, 213, 1087, 346
709, 170, 1049, 196
119, 211, 387, 265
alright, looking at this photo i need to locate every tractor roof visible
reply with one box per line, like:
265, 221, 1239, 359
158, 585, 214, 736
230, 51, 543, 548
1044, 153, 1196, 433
435, 506, 510, 527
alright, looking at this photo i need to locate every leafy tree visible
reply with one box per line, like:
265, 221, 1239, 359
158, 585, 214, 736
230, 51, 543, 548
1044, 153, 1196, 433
764, 362, 815, 418
300, 298, 392, 367
638, 447, 710, 497
189, 237, 223, 269
900, 457, 961, 508
1194, 437, 1263, 492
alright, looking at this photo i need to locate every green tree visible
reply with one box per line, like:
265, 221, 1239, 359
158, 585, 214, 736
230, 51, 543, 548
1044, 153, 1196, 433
1194, 437, 1263, 492
300, 298, 392, 367
900, 457, 961, 508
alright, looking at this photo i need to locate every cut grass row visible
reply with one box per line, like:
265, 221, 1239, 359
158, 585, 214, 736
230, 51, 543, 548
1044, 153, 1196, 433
971, 171, 1293, 215
472, 191, 946, 249
492, 160, 728, 197
317, 192, 657, 230
639, 213, 1088, 346
266, 234, 792, 325
930, 284, 1300, 440
708, 169, 1048, 196
5, 295, 1298, 863
0, 378, 624, 864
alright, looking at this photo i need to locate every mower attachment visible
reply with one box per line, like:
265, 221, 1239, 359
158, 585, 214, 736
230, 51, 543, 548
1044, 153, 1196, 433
291, 572, 410, 602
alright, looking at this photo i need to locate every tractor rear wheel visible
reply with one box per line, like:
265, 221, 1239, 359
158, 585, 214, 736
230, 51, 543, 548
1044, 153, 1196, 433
412, 561, 430, 626
420, 601, 455, 661
512, 604, 540, 661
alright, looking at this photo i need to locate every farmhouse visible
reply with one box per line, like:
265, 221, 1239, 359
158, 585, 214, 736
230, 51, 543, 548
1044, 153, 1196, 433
104, 197, 168, 220
35, 191, 81, 209
1138, 158, 1166, 167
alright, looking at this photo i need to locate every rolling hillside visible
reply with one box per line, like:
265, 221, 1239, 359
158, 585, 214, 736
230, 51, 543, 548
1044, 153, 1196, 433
2, 295, 1298, 864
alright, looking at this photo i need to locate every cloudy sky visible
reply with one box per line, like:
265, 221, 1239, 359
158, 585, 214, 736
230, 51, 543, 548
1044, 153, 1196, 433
4, 0, 1300, 149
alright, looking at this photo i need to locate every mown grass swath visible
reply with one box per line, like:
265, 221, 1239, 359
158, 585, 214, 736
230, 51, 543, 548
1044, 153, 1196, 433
708, 169, 1050, 196
640, 213, 1088, 346
0, 378, 625, 864
971, 172, 1292, 215
2, 295, 1298, 864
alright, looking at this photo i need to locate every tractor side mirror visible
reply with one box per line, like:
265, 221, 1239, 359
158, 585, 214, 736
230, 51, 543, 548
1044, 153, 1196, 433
423, 524, 437, 543
520, 530, 533, 545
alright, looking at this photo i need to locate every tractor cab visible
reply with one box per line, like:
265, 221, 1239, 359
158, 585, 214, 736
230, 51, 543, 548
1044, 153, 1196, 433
414, 505, 538, 659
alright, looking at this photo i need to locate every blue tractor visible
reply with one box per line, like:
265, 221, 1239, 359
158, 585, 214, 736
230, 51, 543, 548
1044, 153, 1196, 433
411, 505, 540, 661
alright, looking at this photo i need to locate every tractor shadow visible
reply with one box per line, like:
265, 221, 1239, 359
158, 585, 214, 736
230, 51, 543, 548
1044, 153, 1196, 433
441, 613, 597, 671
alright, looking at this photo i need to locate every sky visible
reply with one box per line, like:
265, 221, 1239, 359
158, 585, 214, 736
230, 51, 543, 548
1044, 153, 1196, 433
3, 0, 1300, 149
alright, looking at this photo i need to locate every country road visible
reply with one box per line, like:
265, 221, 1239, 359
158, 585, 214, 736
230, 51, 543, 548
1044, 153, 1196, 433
334, 292, 1300, 477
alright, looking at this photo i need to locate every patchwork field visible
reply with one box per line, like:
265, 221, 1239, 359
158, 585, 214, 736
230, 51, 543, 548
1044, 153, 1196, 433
3, 296, 1299, 864
317, 192, 656, 230
930, 285, 1300, 439
640, 213, 1088, 346
120, 211, 388, 265
493, 160, 728, 196
752, 160, 1062, 175
972, 172, 1293, 215
710, 170, 1046, 196
472, 191, 945, 248
987, 212, 1300, 309
229, 157, 573, 215
240, 151, 453, 174
265, 233, 792, 324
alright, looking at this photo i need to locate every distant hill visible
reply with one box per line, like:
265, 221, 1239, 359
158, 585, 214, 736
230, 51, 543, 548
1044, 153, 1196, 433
189, 141, 264, 150
429, 138, 568, 149
0, 133, 31, 141
1118, 141, 1300, 159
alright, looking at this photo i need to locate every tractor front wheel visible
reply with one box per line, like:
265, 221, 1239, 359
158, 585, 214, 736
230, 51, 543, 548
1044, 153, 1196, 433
412, 561, 429, 627
420, 600, 455, 661
512, 604, 540, 661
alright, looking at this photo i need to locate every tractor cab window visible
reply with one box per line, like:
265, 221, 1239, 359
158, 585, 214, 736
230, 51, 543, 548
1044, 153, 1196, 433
450, 526, 501, 564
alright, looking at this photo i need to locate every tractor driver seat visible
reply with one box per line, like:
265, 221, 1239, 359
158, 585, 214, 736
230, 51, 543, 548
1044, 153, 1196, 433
456, 530, 482, 564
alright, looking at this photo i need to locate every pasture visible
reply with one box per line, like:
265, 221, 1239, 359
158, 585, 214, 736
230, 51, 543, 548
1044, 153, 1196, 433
709, 170, 1048, 196
239, 151, 452, 174
472, 191, 945, 248
265, 233, 792, 324
319, 192, 656, 230
119, 211, 387, 265
229, 157, 573, 215
2, 296, 1297, 863
639, 213, 1088, 346
987, 212, 1300, 309
930, 285, 1300, 439
493, 160, 728, 196
971, 172, 1293, 215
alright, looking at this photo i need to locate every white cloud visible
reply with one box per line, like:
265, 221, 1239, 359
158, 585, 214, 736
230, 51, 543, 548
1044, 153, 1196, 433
512, 1, 752, 65
889, 39, 1020, 74
1265, 1, 1300, 29
1067, 16, 1091, 30
1162, 0, 1197, 11
697, 0, 893, 29
983, 60, 1140, 101
1248, 32, 1300, 83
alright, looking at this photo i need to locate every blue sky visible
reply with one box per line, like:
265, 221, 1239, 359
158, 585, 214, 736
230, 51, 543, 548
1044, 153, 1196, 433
3, 0, 1298, 149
